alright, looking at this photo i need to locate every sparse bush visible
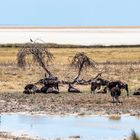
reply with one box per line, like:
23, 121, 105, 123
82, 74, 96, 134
129, 130, 140, 140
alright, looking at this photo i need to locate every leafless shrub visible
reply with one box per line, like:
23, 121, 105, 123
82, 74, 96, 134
70, 52, 96, 83
17, 39, 54, 76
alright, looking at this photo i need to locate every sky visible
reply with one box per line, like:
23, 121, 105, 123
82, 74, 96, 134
0, 0, 140, 26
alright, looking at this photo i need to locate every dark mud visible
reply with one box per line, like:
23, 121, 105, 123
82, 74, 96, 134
0, 92, 140, 116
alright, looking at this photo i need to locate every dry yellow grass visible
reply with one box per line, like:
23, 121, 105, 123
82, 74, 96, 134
0, 47, 140, 64
0, 47, 140, 92
45, 47, 140, 63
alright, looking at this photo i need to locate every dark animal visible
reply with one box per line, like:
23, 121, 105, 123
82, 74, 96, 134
47, 87, 59, 94
133, 88, 140, 95
37, 76, 59, 94
23, 84, 40, 94
107, 81, 129, 104
91, 78, 109, 93
110, 85, 122, 104
90, 79, 129, 104
40, 86, 59, 94
68, 84, 81, 93
30, 39, 33, 42
107, 81, 129, 96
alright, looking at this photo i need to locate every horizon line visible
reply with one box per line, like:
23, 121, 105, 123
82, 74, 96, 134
0, 26, 140, 29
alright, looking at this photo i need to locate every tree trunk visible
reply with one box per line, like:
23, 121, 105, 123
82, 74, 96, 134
39, 59, 53, 77
73, 62, 84, 83
43, 66, 53, 77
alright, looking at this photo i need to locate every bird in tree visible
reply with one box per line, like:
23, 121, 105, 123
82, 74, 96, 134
30, 39, 33, 42
17, 39, 54, 77
70, 52, 96, 83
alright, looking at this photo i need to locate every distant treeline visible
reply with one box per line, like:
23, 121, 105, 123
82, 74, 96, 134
0, 43, 140, 48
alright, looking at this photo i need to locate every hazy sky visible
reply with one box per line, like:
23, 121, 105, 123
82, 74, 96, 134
0, 0, 140, 26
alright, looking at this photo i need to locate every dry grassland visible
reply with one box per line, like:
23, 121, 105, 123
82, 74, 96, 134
0, 47, 140, 92
0, 47, 140, 64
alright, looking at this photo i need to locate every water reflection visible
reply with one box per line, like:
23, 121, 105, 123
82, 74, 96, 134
0, 114, 140, 140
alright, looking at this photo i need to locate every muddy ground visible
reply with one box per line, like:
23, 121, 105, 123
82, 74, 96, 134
0, 91, 140, 116
0, 132, 37, 140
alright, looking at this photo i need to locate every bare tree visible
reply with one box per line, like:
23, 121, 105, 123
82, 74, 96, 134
17, 39, 54, 77
70, 52, 96, 83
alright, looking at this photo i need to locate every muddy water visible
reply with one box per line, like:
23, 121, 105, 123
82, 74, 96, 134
0, 114, 140, 140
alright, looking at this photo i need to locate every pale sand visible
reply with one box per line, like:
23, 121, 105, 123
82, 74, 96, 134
0, 27, 140, 45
